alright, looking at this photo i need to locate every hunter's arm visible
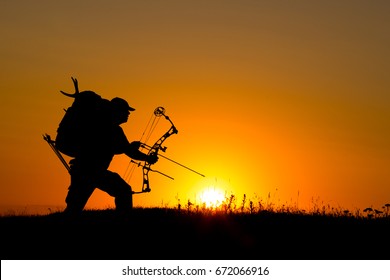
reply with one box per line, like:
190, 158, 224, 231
125, 141, 150, 161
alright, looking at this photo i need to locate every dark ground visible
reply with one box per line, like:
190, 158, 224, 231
1, 208, 389, 260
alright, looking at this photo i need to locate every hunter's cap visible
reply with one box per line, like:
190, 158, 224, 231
110, 97, 135, 111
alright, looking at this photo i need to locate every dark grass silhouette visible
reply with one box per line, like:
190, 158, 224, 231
1, 203, 389, 260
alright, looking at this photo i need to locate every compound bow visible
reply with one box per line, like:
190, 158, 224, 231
133, 106, 178, 194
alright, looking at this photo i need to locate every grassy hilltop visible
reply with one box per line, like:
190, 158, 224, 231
1, 202, 389, 260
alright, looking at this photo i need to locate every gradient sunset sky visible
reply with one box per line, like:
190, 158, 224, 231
1, 0, 389, 214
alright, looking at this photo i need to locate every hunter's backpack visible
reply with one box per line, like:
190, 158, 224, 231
55, 89, 111, 158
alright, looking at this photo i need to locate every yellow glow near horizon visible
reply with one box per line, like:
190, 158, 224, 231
199, 187, 225, 208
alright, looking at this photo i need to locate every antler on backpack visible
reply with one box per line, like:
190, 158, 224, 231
60, 77, 79, 98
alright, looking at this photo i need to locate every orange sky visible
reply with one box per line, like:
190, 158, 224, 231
1, 0, 389, 215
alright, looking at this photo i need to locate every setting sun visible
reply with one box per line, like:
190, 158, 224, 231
199, 187, 225, 208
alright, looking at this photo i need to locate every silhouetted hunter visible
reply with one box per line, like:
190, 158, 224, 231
57, 77, 158, 215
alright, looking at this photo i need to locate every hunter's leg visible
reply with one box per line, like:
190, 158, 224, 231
97, 170, 133, 213
64, 173, 95, 216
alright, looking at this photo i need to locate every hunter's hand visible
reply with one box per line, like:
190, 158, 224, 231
147, 153, 159, 164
